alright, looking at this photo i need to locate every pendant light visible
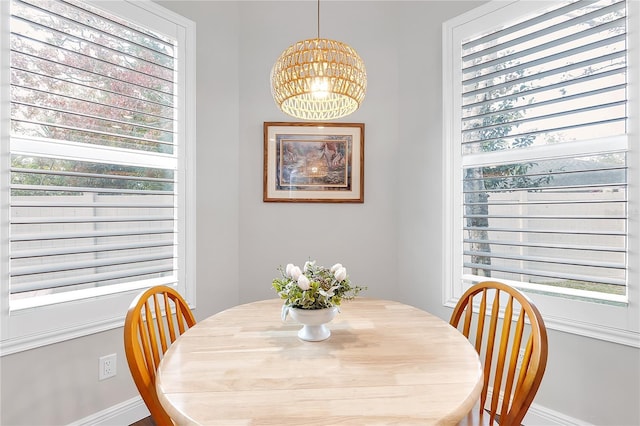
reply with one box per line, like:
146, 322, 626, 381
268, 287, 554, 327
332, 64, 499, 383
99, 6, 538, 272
270, 0, 367, 121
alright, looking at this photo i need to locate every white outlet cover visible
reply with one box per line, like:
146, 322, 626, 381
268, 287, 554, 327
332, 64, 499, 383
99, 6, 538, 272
99, 353, 117, 380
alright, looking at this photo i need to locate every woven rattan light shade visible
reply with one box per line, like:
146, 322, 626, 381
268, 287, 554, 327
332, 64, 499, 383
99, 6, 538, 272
271, 38, 367, 120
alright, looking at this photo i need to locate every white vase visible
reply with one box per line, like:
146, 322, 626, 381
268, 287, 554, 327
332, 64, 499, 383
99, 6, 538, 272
288, 306, 339, 341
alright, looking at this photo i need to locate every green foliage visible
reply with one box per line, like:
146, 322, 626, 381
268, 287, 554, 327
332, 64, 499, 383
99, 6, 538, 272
10, 155, 173, 196
11, 0, 176, 158
480, 134, 552, 191
272, 261, 366, 310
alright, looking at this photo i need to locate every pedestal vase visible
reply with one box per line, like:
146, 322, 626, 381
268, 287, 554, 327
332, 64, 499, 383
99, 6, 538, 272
288, 306, 339, 341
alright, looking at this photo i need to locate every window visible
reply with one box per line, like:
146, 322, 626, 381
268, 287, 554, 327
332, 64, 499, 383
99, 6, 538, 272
0, 0, 196, 354
443, 0, 639, 346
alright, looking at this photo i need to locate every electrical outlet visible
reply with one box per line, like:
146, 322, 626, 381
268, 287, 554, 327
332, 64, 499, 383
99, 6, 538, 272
99, 353, 117, 380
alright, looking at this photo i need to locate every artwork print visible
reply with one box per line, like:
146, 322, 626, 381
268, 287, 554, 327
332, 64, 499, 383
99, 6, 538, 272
263, 122, 364, 203
276, 134, 351, 190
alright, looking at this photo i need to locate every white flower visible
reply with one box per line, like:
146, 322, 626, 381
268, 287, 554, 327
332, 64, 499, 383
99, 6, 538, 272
273, 259, 364, 310
297, 274, 310, 290
304, 260, 316, 272
285, 263, 295, 277
290, 266, 302, 280
319, 285, 339, 297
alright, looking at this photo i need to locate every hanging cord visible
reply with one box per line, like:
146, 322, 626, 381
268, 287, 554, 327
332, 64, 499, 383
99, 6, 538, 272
317, 0, 320, 39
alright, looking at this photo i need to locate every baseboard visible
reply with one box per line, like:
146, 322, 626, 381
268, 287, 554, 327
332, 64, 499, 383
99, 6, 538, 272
69, 396, 149, 426
71, 395, 590, 426
524, 401, 594, 426
484, 387, 592, 426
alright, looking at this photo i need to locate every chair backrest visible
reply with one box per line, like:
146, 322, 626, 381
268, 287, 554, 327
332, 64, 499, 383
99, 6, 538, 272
449, 281, 548, 426
124, 285, 196, 426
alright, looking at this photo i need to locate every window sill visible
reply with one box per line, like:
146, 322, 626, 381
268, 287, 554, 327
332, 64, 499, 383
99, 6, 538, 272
444, 292, 640, 348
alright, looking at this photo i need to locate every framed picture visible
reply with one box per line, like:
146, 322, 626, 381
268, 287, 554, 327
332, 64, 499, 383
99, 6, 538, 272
263, 122, 364, 203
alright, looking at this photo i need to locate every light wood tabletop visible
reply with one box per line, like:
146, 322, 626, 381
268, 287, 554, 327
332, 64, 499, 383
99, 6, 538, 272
155, 298, 483, 425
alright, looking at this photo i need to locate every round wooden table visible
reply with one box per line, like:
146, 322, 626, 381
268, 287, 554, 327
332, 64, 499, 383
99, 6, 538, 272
156, 298, 483, 425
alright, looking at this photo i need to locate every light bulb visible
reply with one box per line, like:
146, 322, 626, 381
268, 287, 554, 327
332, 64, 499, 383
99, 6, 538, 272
311, 77, 329, 99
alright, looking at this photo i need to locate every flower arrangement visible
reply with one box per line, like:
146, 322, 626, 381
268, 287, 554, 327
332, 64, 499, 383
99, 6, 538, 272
272, 260, 366, 310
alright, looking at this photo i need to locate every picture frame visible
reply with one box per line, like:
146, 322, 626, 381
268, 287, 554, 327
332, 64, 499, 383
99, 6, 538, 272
263, 122, 364, 203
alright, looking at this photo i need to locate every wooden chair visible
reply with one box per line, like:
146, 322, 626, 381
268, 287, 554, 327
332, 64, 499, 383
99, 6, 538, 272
450, 281, 548, 426
124, 285, 196, 426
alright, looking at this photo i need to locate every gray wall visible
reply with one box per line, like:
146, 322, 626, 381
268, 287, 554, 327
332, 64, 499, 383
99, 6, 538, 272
1, 1, 638, 425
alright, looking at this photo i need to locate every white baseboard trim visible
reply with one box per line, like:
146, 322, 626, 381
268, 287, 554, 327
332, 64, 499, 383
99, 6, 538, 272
71, 395, 592, 426
69, 396, 149, 426
483, 387, 592, 426
524, 402, 594, 426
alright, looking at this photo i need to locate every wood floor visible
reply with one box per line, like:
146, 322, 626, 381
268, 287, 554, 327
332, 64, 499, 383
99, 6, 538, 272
130, 416, 155, 426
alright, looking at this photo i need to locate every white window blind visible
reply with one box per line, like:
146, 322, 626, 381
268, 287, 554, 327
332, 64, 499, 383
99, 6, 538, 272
9, 0, 180, 308
459, 0, 627, 301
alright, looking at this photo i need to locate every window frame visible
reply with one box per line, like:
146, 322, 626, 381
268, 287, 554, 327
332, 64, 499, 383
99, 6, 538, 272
442, 0, 639, 348
0, 0, 197, 355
